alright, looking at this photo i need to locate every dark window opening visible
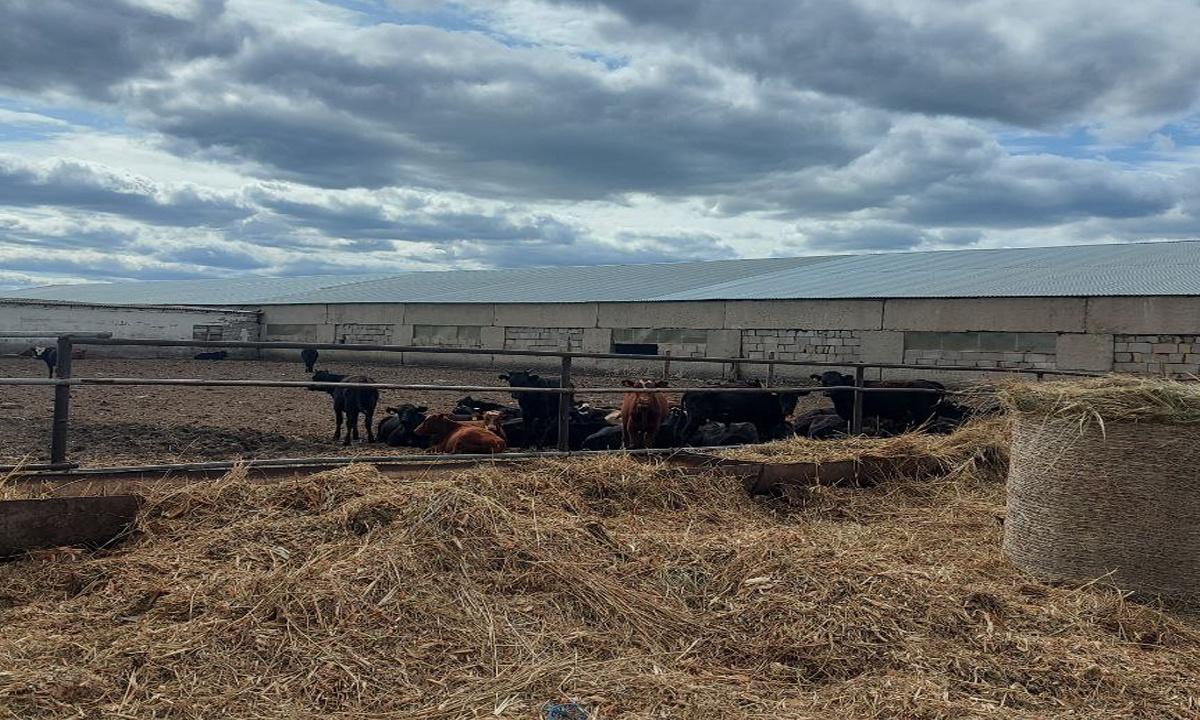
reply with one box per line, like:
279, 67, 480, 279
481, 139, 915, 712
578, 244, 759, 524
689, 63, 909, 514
613, 342, 658, 355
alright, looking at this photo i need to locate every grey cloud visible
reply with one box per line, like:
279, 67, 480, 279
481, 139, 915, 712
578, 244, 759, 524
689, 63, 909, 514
126, 23, 882, 196
562, 0, 1200, 128
155, 244, 272, 270
0, 0, 248, 101
0, 157, 252, 227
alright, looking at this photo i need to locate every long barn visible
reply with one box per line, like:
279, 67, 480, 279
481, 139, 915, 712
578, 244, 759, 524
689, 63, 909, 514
3, 241, 1199, 378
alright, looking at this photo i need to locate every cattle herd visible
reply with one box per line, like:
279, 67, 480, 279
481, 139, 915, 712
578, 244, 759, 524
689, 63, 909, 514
298, 350, 983, 454
14, 344, 982, 454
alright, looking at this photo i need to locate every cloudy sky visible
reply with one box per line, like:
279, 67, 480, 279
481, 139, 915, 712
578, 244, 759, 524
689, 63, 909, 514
1, 0, 1198, 289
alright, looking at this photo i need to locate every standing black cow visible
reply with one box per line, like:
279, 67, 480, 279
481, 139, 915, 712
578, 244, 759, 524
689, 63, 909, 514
682, 382, 800, 441
30, 346, 57, 378
309, 370, 379, 445
810, 371, 944, 428
499, 370, 562, 448
376, 404, 430, 447
301, 348, 319, 373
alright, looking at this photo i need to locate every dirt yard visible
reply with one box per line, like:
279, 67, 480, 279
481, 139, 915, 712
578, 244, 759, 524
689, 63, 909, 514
0, 356, 832, 467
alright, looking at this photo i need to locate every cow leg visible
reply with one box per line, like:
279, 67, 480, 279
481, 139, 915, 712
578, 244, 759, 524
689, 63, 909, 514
344, 409, 359, 445
363, 407, 376, 443
333, 408, 343, 441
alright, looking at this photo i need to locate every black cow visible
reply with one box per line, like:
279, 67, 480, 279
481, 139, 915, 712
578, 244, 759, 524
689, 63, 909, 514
499, 370, 562, 447
654, 406, 690, 448
688, 421, 759, 447
810, 371, 944, 428
790, 407, 849, 439
30, 346, 57, 378
451, 396, 518, 418
301, 348, 319, 373
194, 350, 228, 360
376, 404, 430, 447
309, 370, 380, 445
682, 382, 800, 441
581, 425, 623, 451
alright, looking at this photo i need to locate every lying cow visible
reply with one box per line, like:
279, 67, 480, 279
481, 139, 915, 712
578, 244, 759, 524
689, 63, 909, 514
621, 379, 670, 449
414, 413, 506, 454
688, 421, 759, 447
682, 381, 800, 441
451, 396, 516, 417
810, 371, 944, 428
376, 404, 429, 447
309, 370, 379, 445
301, 348, 319, 373
194, 350, 228, 360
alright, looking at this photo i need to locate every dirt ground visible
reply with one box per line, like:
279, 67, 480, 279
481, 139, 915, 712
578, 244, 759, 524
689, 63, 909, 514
0, 356, 833, 467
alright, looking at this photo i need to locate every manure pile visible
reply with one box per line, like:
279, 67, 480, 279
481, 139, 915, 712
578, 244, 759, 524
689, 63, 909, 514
1, 450, 1198, 719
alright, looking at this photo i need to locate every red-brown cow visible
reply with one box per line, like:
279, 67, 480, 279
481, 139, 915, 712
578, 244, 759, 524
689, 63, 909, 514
414, 413, 507, 454
620, 379, 670, 449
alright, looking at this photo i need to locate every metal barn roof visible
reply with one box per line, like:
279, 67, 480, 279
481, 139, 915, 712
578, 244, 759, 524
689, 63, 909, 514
4, 241, 1199, 306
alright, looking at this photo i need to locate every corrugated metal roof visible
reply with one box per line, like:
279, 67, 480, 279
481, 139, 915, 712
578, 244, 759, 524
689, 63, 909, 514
3, 241, 1199, 306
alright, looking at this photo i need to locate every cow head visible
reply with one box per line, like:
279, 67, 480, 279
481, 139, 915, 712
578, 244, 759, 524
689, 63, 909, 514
812, 371, 853, 387
309, 369, 346, 392
414, 413, 456, 438
500, 370, 539, 386
621, 378, 669, 389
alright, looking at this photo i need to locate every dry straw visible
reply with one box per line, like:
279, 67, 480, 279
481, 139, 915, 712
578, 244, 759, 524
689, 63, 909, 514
1, 429, 1199, 718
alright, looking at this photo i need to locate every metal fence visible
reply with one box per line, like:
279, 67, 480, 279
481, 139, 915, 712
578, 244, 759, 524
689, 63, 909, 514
0, 333, 1097, 471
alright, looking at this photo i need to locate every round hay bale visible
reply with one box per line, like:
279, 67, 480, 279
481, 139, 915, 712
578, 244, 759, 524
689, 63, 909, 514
1005, 411, 1200, 598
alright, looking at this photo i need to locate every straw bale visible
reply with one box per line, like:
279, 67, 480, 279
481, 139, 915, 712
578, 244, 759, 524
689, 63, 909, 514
1, 453, 1198, 719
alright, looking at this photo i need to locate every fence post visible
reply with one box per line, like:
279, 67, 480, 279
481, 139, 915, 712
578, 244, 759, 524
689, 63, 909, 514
662, 350, 672, 382
50, 335, 74, 465
851, 365, 865, 436
557, 356, 573, 452
766, 352, 775, 388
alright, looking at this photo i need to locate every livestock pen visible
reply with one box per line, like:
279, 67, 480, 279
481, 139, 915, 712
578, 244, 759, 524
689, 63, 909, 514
0, 334, 1096, 473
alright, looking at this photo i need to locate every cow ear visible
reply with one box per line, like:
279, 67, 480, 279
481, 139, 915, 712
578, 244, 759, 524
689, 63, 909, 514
621, 379, 635, 387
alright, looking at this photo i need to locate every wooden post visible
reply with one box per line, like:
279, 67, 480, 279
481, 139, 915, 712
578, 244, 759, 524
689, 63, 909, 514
851, 365, 865, 436
1036, 372, 1045, 382
557, 356, 573, 452
662, 350, 672, 382
50, 335, 73, 465
766, 352, 776, 388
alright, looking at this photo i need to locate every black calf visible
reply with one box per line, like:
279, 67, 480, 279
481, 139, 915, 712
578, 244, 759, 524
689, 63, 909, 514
301, 348, 319, 373
309, 370, 379, 445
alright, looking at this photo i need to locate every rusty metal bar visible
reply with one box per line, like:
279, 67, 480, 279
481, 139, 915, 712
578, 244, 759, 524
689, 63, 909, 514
0, 331, 112, 338
557, 355, 573, 451
766, 352, 776, 388
0, 376, 954, 395
662, 350, 672, 382
62, 336, 1099, 377
851, 366, 865, 435
49, 336, 73, 464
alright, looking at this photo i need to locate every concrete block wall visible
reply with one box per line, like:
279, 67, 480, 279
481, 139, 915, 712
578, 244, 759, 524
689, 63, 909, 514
0, 300, 261, 358
504, 326, 584, 353
1113, 335, 1200, 376
902, 348, 1056, 370
741, 329, 862, 363
334, 323, 394, 344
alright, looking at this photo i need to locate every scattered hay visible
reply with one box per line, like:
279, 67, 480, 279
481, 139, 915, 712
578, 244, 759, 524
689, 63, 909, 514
1, 453, 1198, 719
1000, 375, 1200, 425
715, 418, 1011, 478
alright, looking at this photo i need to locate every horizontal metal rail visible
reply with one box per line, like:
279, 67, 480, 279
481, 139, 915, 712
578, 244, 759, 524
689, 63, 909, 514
2, 447, 709, 477
0, 376, 956, 394
65, 335, 1096, 377
0, 331, 112, 338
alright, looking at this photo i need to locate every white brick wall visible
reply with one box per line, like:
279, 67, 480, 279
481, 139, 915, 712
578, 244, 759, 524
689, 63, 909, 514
333, 323, 394, 344
901, 348, 1056, 370
1113, 335, 1200, 376
741, 329, 862, 363
504, 327, 585, 352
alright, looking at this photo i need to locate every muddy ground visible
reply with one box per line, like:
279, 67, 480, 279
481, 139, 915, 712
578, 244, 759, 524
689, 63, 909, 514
0, 356, 835, 467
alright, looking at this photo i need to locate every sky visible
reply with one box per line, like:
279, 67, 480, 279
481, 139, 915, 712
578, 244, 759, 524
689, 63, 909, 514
2, 0, 1200, 289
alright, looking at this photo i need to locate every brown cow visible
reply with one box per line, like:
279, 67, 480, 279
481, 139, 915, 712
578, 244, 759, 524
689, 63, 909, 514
620, 379, 670, 449
414, 413, 507, 454
481, 410, 506, 442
